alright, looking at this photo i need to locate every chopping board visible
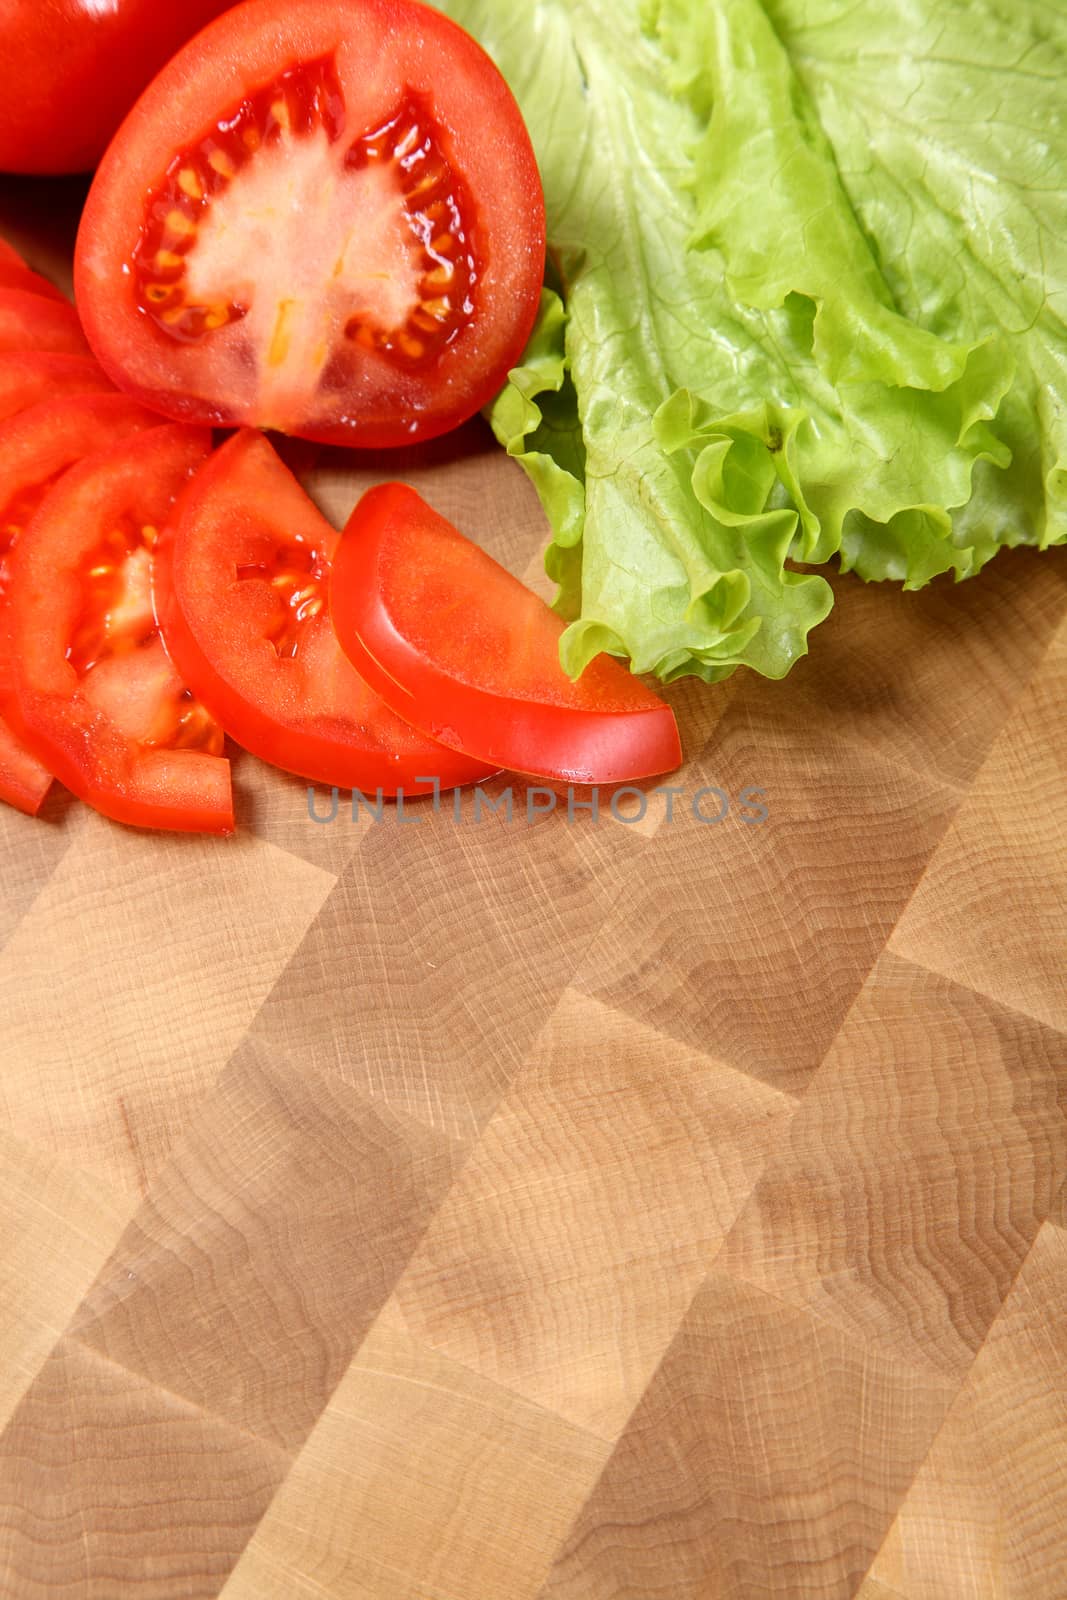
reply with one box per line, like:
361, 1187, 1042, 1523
1, 175, 1066, 1600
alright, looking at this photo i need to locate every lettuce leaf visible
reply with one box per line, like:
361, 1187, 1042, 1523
435, 0, 1067, 681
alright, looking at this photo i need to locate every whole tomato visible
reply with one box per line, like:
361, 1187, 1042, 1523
0, 0, 236, 174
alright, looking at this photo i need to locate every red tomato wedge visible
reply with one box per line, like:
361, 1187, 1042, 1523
154, 430, 497, 794
0, 393, 162, 813
75, 0, 545, 447
0, 258, 65, 303
0, 352, 114, 425
0, 289, 91, 357
6, 426, 232, 834
331, 484, 684, 784
0, 714, 51, 816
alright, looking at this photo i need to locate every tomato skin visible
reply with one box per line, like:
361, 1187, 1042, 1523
0, 290, 91, 357
75, 0, 545, 448
6, 425, 233, 834
155, 430, 498, 793
0, 259, 64, 303
331, 484, 684, 785
0, 352, 114, 425
0, 0, 236, 175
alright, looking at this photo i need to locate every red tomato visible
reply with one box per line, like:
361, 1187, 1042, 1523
6, 426, 233, 833
0, 259, 64, 303
0, 289, 91, 357
0, 392, 162, 812
74, 0, 545, 447
154, 429, 498, 794
330, 484, 684, 784
0, 715, 51, 816
0, 352, 114, 425
0, 0, 236, 176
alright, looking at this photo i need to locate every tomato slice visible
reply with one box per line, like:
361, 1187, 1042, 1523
0, 352, 114, 425
74, 0, 544, 448
0, 715, 51, 816
155, 430, 497, 793
0, 289, 91, 357
0, 258, 65, 303
6, 426, 232, 834
0, 393, 163, 813
331, 484, 684, 784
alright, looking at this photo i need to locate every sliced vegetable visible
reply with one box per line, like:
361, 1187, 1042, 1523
0, 715, 51, 816
6, 426, 232, 834
0, 257, 64, 303
0, 289, 91, 357
155, 430, 498, 792
331, 482, 682, 783
0, 352, 114, 425
0, 393, 162, 811
75, 0, 545, 448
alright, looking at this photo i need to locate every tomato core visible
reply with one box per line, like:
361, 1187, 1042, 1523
132, 54, 481, 425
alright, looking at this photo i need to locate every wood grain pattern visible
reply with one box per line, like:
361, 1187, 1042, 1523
2, 198, 1067, 1599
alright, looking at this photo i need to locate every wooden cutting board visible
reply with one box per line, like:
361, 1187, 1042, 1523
1, 177, 1066, 1600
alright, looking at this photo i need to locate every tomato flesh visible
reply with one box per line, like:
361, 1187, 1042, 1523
0, 290, 91, 357
0, 352, 114, 425
154, 429, 498, 793
0, 394, 163, 812
7, 426, 232, 834
75, 0, 545, 446
331, 484, 684, 784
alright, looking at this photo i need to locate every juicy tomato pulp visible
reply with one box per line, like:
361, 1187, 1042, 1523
0, 0, 237, 175
331, 485, 684, 785
0, 394, 163, 814
6, 426, 233, 834
75, 0, 545, 447
154, 429, 498, 793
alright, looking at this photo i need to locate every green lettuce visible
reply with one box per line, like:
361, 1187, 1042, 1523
435, 0, 1067, 681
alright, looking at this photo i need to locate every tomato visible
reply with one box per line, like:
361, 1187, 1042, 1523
0, 352, 114, 425
0, 0, 237, 176
0, 392, 162, 812
154, 429, 497, 794
6, 426, 233, 833
330, 484, 684, 784
0, 258, 64, 303
74, 0, 545, 447
0, 289, 91, 357
0, 716, 51, 816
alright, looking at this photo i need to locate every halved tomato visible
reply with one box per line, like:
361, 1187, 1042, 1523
0, 393, 162, 812
74, 0, 544, 447
154, 429, 497, 793
0, 352, 114, 425
0, 288, 91, 356
330, 484, 683, 784
6, 426, 232, 834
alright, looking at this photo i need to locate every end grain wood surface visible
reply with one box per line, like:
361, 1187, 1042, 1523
1, 178, 1066, 1600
